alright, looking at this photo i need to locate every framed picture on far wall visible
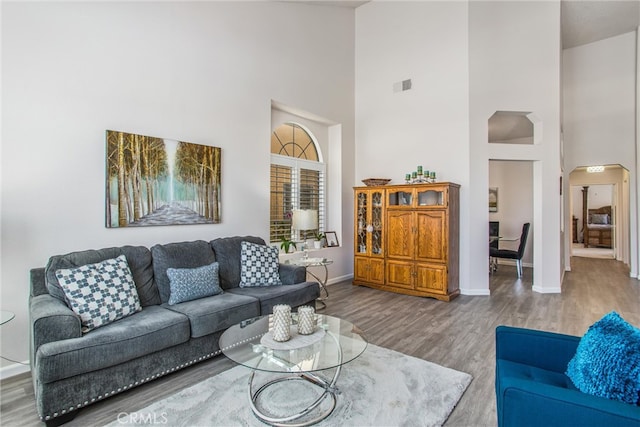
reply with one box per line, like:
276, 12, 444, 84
325, 231, 339, 247
489, 187, 498, 212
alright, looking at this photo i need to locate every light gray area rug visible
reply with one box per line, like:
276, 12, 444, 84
106, 344, 472, 427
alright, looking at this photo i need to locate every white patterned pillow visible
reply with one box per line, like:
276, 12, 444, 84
167, 262, 223, 305
239, 241, 282, 288
55, 255, 141, 333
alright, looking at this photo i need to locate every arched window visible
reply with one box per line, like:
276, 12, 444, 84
270, 123, 325, 244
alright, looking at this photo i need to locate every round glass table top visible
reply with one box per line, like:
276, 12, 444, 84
219, 314, 367, 374
284, 257, 333, 267
0, 310, 15, 325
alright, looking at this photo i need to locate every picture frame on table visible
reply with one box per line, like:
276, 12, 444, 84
325, 231, 339, 247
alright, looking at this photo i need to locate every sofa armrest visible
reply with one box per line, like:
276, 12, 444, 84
278, 263, 306, 285
30, 267, 49, 297
499, 376, 640, 427
496, 325, 580, 373
30, 294, 82, 359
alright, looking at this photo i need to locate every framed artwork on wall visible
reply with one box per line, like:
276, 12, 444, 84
489, 187, 498, 213
106, 130, 221, 228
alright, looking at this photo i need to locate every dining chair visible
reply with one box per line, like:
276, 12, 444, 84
489, 221, 500, 272
490, 222, 530, 278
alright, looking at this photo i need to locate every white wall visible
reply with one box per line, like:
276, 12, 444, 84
355, 1, 472, 288
1, 1, 356, 370
587, 185, 614, 209
355, 1, 562, 295
470, 1, 562, 293
489, 161, 533, 266
563, 31, 637, 276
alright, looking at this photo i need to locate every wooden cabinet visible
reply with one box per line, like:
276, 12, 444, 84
353, 183, 460, 301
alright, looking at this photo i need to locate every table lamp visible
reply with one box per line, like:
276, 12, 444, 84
291, 209, 318, 255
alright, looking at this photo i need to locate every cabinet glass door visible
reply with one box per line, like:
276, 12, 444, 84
371, 191, 383, 255
356, 191, 368, 254
417, 189, 445, 207
388, 190, 413, 207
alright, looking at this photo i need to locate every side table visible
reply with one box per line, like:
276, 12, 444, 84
285, 257, 332, 310
1, 310, 16, 363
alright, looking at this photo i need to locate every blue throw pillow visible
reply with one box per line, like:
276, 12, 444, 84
239, 241, 282, 288
566, 311, 640, 404
166, 262, 223, 305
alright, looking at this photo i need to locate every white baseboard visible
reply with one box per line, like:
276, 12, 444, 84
460, 288, 491, 296
327, 273, 352, 286
0, 360, 30, 380
532, 285, 562, 294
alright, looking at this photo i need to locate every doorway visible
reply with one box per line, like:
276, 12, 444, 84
570, 184, 614, 259
568, 165, 629, 265
489, 159, 534, 273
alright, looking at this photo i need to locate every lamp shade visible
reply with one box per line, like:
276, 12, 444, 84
291, 209, 318, 231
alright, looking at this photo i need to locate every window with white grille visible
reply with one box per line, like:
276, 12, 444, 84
270, 123, 325, 243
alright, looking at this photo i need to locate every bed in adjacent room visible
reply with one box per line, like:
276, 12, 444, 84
584, 206, 612, 248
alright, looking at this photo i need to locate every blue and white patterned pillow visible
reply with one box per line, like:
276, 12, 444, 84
239, 241, 282, 288
166, 262, 223, 305
55, 255, 141, 333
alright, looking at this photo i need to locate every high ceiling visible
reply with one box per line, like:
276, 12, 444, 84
293, 1, 639, 49
562, 1, 639, 49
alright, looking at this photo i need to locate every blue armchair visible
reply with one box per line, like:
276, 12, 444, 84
495, 326, 640, 427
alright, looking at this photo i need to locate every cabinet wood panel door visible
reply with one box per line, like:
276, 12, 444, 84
416, 211, 447, 263
354, 256, 385, 285
415, 263, 447, 294
385, 260, 414, 290
387, 210, 414, 260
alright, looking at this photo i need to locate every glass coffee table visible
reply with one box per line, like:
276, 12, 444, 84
219, 314, 367, 426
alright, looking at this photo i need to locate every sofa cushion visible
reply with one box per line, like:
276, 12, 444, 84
210, 236, 266, 290
151, 240, 216, 304
228, 281, 320, 314
45, 246, 159, 307
499, 359, 578, 391
566, 311, 640, 404
54, 255, 142, 333
163, 293, 260, 338
36, 305, 190, 384
239, 241, 282, 288
167, 262, 223, 305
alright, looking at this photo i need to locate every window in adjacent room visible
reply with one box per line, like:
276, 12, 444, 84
270, 122, 325, 244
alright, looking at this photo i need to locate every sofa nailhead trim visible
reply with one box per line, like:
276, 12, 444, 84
41, 347, 228, 421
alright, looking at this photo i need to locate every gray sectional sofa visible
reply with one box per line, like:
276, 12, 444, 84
29, 236, 319, 426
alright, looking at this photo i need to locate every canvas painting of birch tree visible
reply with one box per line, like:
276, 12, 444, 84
106, 130, 221, 227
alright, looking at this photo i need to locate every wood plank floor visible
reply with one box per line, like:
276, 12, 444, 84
2, 257, 639, 426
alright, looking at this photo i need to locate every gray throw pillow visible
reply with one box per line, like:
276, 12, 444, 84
239, 241, 282, 288
166, 262, 223, 305
54, 255, 142, 333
